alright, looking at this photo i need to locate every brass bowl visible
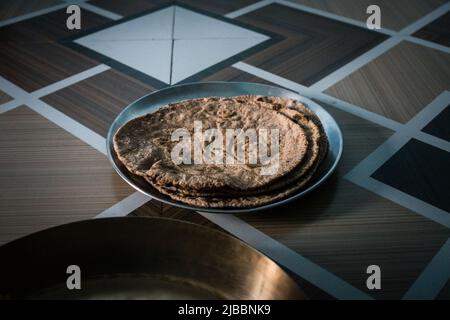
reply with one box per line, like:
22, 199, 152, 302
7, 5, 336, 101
0, 217, 305, 300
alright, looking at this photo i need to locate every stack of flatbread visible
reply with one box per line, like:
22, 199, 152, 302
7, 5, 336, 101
113, 96, 328, 208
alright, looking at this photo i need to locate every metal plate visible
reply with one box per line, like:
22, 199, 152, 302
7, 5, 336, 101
0, 217, 306, 300
106, 82, 343, 213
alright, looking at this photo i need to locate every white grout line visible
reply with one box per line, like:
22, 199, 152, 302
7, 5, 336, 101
0, 64, 110, 113
345, 134, 410, 180
30, 64, 110, 98
0, 99, 21, 114
78, 2, 123, 21
27, 99, 107, 155
312, 91, 403, 131
309, 37, 402, 92
0, 76, 29, 97
405, 36, 450, 54
225, 0, 274, 18
275, 0, 396, 36
199, 213, 373, 300
350, 177, 450, 229
233, 61, 310, 91
398, 2, 450, 36
0, 0, 447, 300
414, 131, 450, 153
403, 238, 450, 300
95, 191, 152, 218
399, 91, 450, 152
0, 66, 112, 155
233, 62, 403, 131
406, 90, 450, 124
0, 3, 67, 27
276, 1, 450, 93
345, 92, 450, 228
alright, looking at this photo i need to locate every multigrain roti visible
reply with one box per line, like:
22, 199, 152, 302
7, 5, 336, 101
157, 98, 326, 198
113, 95, 328, 208
114, 97, 308, 191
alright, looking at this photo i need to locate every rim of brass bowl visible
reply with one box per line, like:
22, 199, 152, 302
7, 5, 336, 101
0, 217, 306, 300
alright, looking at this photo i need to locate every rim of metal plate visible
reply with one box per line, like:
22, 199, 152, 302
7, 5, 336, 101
106, 81, 343, 214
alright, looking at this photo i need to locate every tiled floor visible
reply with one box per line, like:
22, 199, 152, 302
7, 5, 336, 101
0, 0, 449, 300
372, 139, 450, 212
0, 106, 133, 245
235, 3, 387, 86
422, 104, 450, 141
0, 9, 110, 92
69, 4, 273, 85
0, 90, 12, 104
289, 0, 447, 31
89, 0, 260, 17
415, 11, 450, 46
41, 69, 156, 137
0, 0, 62, 21
325, 41, 450, 123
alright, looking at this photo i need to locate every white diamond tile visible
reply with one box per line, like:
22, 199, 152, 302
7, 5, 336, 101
74, 5, 270, 85
75, 39, 172, 84
171, 38, 266, 84
173, 6, 268, 39
78, 6, 174, 41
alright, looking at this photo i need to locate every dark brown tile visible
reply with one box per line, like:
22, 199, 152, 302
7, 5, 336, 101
0, 90, 12, 104
0, 105, 133, 246
414, 11, 450, 47
372, 139, 450, 212
0, 42, 99, 92
0, 8, 111, 43
0, 0, 62, 21
42, 69, 155, 137
422, 105, 450, 142
88, 0, 174, 17
235, 3, 387, 86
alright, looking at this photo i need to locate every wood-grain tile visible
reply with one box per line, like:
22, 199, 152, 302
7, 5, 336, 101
41, 69, 155, 137
239, 177, 450, 299
198, 67, 450, 298
236, 102, 450, 299
0, 0, 62, 21
0, 42, 99, 92
414, 11, 450, 47
289, 0, 447, 31
0, 8, 111, 43
0, 106, 134, 246
0, 9, 111, 92
325, 41, 450, 123
198, 66, 450, 297
235, 3, 387, 86
0, 90, 12, 104
88, 0, 259, 17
